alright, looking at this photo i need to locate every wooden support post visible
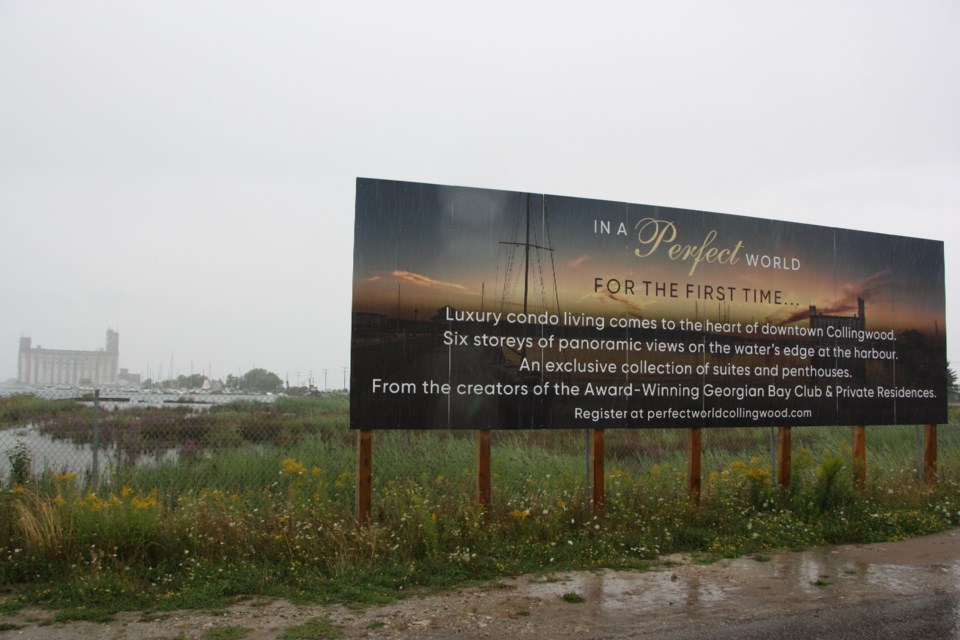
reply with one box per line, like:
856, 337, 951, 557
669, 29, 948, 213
591, 429, 605, 516
688, 427, 701, 503
356, 430, 372, 525
777, 426, 792, 489
477, 430, 492, 511
852, 425, 866, 491
924, 424, 937, 487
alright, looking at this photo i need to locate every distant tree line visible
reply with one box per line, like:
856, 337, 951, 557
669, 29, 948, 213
141, 368, 284, 393
227, 368, 283, 393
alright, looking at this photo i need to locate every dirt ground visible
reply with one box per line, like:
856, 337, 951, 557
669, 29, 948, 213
2, 529, 958, 639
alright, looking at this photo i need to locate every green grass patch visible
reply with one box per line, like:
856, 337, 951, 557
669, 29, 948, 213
279, 616, 342, 640
0, 394, 84, 427
203, 626, 249, 640
0, 595, 26, 615
53, 606, 115, 623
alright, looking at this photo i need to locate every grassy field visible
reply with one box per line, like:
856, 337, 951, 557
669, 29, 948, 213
1, 394, 959, 621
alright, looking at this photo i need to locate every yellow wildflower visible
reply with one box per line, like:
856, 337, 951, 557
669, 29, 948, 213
746, 467, 769, 481
132, 491, 158, 510
281, 458, 307, 476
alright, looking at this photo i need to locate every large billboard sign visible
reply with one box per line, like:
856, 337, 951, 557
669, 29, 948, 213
350, 178, 947, 430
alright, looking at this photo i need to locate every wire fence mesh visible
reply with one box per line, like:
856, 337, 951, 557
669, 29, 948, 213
0, 386, 350, 492
2, 384, 959, 496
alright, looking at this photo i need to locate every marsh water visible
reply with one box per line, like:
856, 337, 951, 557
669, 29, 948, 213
0, 423, 179, 480
0, 385, 278, 480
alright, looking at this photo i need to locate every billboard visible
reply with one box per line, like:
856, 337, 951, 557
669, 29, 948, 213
350, 178, 947, 430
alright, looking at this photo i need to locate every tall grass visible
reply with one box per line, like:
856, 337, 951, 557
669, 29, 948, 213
0, 394, 85, 427
1, 397, 958, 617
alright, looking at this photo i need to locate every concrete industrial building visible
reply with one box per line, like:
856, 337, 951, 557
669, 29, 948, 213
17, 330, 120, 386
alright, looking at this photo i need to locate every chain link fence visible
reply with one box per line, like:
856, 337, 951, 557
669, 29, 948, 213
0, 385, 351, 493
3, 383, 959, 494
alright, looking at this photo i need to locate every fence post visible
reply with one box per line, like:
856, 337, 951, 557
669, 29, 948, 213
924, 424, 937, 487
852, 425, 866, 490
688, 427, 701, 503
777, 426, 791, 489
356, 430, 372, 525
591, 429, 604, 516
91, 389, 100, 494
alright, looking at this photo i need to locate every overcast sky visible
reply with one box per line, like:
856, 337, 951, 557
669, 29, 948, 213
1, 0, 957, 387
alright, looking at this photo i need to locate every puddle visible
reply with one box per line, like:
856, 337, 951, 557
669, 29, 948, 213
516, 529, 960, 625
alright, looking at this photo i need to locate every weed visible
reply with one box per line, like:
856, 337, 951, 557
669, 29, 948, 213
561, 592, 584, 603
6, 442, 31, 486
279, 616, 342, 639
53, 606, 114, 623
0, 596, 26, 615
203, 626, 249, 640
